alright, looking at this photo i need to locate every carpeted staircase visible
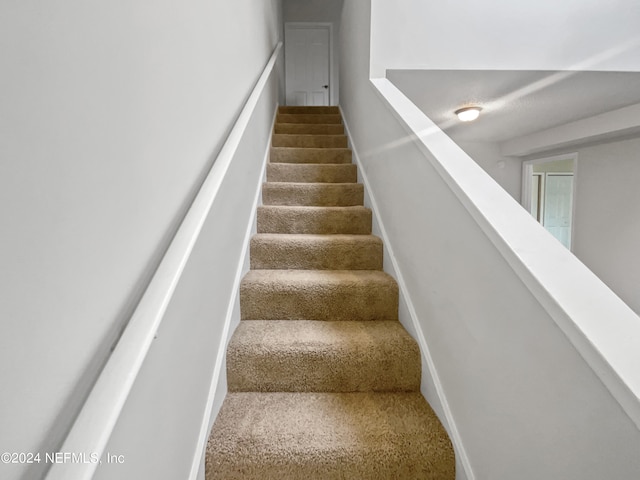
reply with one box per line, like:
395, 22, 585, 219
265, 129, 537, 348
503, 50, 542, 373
206, 106, 455, 479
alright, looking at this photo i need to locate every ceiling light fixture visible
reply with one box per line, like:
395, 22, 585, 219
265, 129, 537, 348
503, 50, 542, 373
455, 106, 482, 122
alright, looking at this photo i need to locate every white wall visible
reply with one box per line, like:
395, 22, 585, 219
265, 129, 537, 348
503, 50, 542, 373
340, 2, 640, 479
486, 135, 640, 316
283, 0, 343, 104
572, 137, 640, 315
339, 2, 470, 476
388, 137, 522, 205
370, 0, 640, 76
0, 2, 282, 479
460, 136, 640, 316
93, 51, 282, 480
374, 0, 640, 315
455, 141, 521, 200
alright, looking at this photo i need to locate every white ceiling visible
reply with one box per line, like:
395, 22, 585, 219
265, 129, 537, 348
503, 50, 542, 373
387, 70, 640, 146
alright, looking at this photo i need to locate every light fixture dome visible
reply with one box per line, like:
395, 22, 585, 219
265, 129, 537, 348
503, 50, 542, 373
455, 106, 482, 122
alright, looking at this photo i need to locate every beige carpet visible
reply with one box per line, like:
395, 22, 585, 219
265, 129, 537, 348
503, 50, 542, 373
206, 105, 455, 479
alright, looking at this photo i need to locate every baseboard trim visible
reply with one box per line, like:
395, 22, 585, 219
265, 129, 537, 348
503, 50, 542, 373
188, 105, 278, 480
340, 107, 475, 480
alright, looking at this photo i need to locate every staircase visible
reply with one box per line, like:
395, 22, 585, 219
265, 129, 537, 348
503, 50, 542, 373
206, 106, 455, 479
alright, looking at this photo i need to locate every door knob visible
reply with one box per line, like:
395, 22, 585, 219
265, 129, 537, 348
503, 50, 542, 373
322, 85, 329, 89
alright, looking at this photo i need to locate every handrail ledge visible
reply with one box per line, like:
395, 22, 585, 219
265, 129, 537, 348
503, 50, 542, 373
44, 41, 283, 480
370, 76, 640, 430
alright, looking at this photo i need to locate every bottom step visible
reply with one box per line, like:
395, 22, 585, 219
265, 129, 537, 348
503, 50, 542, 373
206, 392, 455, 480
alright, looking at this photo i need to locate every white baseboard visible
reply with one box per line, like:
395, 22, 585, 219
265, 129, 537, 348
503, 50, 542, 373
188, 105, 277, 480
340, 108, 474, 480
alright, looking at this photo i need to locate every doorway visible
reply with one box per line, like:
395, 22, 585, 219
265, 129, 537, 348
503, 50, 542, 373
522, 154, 577, 250
284, 23, 332, 106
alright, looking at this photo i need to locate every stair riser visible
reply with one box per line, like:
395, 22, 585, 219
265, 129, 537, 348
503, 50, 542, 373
277, 113, 342, 124
250, 236, 383, 270
228, 351, 419, 392
257, 207, 372, 234
227, 323, 420, 393
272, 134, 348, 148
262, 183, 364, 207
278, 106, 340, 114
266, 163, 357, 183
270, 147, 352, 164
275, 123, 344, 135
240, 280, 398, 321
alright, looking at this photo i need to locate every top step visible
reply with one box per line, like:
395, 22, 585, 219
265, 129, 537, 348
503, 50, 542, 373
279, 106, 340, 115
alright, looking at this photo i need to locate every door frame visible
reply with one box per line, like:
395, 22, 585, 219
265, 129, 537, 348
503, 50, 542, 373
521, 152, 578, 250
284, 22, 334, 106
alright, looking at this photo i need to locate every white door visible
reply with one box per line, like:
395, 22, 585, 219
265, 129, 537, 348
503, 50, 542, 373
543, 173, 573, 248
285, 25, 330, 106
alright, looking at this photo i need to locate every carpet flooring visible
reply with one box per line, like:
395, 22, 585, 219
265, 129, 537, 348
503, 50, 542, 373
206, 105, 455, 479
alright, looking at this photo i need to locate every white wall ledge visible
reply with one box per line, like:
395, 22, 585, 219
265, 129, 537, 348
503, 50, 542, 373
370, 77, 640, 430
44, 42, 283, 480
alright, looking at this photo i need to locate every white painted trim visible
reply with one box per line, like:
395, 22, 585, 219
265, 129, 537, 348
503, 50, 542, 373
537, 173, 545, 224
284, 22, 334, 106
44, 41, 283, 480
521, 153, 578, 205
369, 77, 640, 431
521, 163, 531, 212
340, 107, 476, 480
571, 155, 580, 250
187, 105, 278, 480
521, 153, 578, 251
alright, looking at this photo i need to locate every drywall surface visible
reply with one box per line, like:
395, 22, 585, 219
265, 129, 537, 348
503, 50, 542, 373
572, 137, 640, 315
339, 4, 469, 479
0, 1, 282, 479
93, 57, 280, 480
408, 136, 640, 320
283, 0, 343, 104
370, 0, 640, 76
519, 138, 640, 316
455, 141, 521, 200
340, 2, 640, 479
472, 137, 640, 317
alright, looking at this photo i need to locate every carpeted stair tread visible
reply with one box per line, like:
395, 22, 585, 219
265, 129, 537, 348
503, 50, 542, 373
266, 163, 357, 183
272, 134, 348, 148
240, 270, 398, 321
206, 105, 456, 480
257, 205, 371, 234
262, 182, 364, 207
278, 106, 340, 114
270, 147, 352, 164
227, 320, 420, 392
250, 233, 383, 270
274, 123, 345, 135
277, 113, 342, 124
206, 391, 455, 480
